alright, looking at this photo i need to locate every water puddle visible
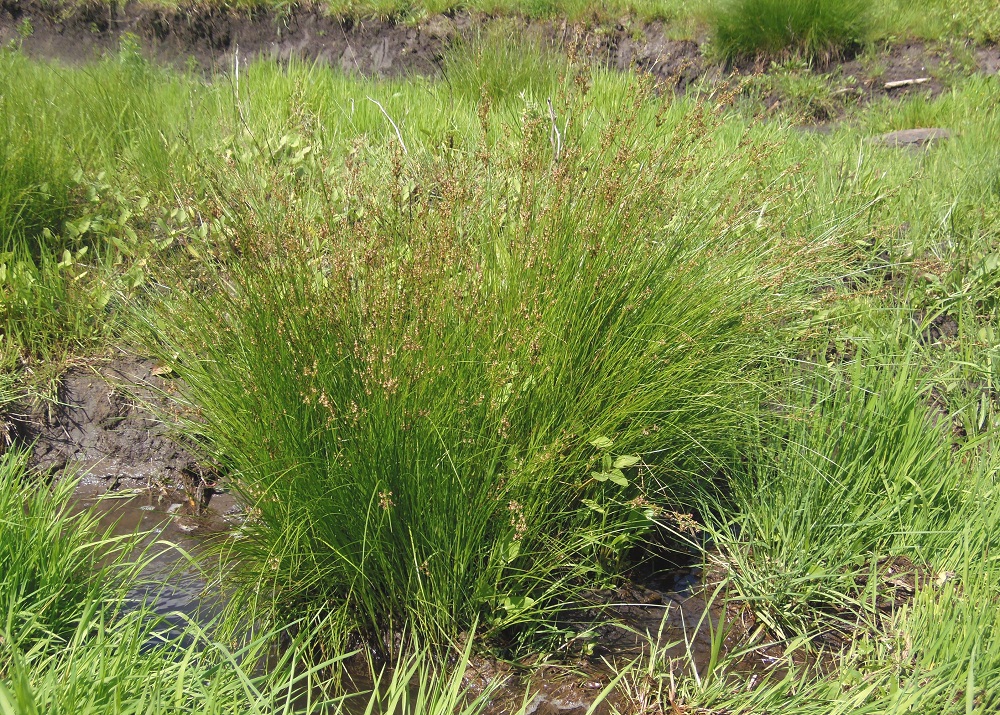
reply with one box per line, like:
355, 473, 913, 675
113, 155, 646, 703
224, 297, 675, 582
71, 477, 241, 630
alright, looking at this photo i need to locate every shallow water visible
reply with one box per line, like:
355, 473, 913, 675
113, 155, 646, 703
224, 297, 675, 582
71, 477, 241, 629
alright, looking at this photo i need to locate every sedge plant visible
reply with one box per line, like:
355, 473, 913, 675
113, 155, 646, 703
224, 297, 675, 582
137, 68, 830, 655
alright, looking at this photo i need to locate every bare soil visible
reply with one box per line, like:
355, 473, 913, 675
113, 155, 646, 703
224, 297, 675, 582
11, 356, 203, 492
1, 0, 997, 101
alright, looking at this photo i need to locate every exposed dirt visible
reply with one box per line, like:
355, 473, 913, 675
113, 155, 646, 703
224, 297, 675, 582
978, 45, 1000, 75
0, 0, 708, 85
919, 310, 961, 344
1, 0, 996, 101
11, 356, 204, 492
0, 0, 456, 75
840, 42, 952, 100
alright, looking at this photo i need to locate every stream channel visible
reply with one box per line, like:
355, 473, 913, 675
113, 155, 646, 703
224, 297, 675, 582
72, 478, 755, 715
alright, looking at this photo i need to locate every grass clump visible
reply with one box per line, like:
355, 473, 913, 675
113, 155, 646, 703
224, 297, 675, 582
711, 350, 963, 640
710, 0, 872, 63
0, 448, 136, 662
140, 78, 821, 653
653, 356, 1000, 712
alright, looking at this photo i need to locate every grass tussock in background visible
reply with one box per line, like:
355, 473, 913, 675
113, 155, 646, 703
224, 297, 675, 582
710, 0, 872, 62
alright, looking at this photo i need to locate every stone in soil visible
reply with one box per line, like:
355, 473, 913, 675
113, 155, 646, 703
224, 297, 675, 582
977, 46, 1000, 75
873, 127, 951, 149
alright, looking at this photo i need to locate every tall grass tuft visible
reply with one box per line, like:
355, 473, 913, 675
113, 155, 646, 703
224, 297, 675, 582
710, 0, 872, 63
140, 79, 822, 653
710, 349, 966, 641
0, 448, 140, 666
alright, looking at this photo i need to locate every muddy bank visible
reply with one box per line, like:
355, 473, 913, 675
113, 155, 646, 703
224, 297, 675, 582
0, 0, 453, 76
0, 0, 705, 84
1, 0, 998, 98
11, 356, 205, 492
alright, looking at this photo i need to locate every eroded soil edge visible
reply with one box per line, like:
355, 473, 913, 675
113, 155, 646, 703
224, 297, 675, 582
12, 356, 202, 492
1, 0, 998, 99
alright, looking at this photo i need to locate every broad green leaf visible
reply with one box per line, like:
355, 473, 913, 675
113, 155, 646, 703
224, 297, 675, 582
606, 469, 628, 487
589, 436, 613, 450
613, 455, 641, 469
502, 595, 536, 613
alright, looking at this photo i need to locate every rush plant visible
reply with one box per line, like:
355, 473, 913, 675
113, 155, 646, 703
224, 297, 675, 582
141, 80, 821, 653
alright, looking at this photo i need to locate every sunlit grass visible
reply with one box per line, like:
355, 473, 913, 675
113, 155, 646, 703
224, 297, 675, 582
0, 444, 500, 714
708, 0, 872, 62
0, 448, 139, 663
0, 28, 998, 715
138, 71, 823, 654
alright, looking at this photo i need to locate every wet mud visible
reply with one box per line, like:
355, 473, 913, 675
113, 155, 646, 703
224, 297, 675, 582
0, 0, 997, 100
12, 356, 205, 492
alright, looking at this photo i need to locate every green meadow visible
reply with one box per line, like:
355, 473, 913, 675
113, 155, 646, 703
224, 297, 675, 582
2, 1, 1000, 712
